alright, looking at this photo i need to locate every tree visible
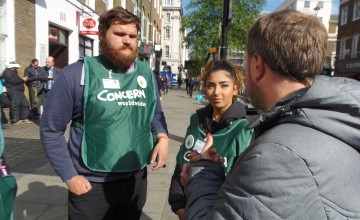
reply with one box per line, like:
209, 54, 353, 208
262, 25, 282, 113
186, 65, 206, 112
182, 0, 265, 76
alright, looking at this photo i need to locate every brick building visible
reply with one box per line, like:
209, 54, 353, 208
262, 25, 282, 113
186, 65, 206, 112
0, 0, 162, 76
335, 0, 360, 80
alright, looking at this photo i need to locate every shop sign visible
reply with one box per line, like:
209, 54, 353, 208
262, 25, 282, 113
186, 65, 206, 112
79, 16, 99, 35
335, 59, 360, 73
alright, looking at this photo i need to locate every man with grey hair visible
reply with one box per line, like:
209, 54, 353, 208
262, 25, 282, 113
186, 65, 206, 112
182, 9, 360, 219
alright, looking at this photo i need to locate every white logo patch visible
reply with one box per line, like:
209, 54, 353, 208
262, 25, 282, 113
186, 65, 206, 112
137, 76, 147, 88
185, 135, 194, 149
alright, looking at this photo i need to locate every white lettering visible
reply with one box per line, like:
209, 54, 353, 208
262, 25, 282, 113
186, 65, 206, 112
346, 62, 360, 69
97, 90, 109, 101
121, 91, 127, 98
97, 89, 146, 101
126, 90, 133, 99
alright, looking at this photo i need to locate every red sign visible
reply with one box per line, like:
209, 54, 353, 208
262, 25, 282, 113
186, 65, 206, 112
79, 16, 99, 35
83, 18, 96, 29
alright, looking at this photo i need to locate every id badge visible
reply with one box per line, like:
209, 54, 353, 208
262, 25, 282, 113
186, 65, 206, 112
103, 79, 120, 89
193, 139, 206, 153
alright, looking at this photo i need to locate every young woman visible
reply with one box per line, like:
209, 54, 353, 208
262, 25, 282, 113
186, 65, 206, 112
168, 60, 254, 220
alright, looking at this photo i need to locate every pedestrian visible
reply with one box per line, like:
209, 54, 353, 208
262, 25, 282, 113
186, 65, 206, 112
24, 59, 48, 120
177, 75, 182, 89
0, 123, 17, 220
187, 76, 195, 98
168, 60, 253, 220
184, 77, 189, 96
0, 78, 10, 128
38, 56, 61, 108
156, 73, 164, 100
2, 60, 31, 124
181, 9, 360, 219
164, 74, 170, 94
40, 7, 169, 220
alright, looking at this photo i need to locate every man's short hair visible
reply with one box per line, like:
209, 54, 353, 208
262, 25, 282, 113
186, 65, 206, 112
246, 9, 327, 85
98, 6, 140, 37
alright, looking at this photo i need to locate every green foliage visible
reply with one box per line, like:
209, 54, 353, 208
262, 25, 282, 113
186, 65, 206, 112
182, 0, 265, 76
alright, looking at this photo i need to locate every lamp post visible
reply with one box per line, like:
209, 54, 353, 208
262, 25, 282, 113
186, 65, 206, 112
220, 0, 232, 60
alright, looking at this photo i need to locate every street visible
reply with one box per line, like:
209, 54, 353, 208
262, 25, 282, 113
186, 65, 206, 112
3, 88, 202, 220
3, 88, 257, 220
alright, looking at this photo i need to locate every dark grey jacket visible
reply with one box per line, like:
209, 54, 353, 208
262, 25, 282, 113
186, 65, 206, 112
184, 75, 360, 219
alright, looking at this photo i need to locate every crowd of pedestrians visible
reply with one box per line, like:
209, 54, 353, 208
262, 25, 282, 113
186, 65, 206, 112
0, 56, 60, 127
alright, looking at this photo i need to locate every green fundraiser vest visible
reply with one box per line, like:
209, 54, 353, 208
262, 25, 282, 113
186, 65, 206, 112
0, 112, 16, 220
176, 114, 253, 173
81, 55, 156, 172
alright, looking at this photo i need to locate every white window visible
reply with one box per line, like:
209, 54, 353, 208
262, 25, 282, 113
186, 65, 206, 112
341, 6, 348, 25
304, 1, 310, 8
165, 0, 172, 6
354, 0, 360, 20
166, 13, 171, 23
165, 46, 170, 57
351, 33, 359, 58
339, 38, 347, 60
165, 27, 170, 39
317, 1, 324, 8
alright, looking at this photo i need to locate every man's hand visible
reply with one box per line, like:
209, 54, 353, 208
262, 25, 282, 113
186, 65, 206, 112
66, 175, 92, 196
180, 134, 224, 187
150, 134, 169, 171
187, 134, 224, 164
175, 208, 185, 220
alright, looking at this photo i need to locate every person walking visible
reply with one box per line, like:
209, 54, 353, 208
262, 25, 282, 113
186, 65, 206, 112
40, 7, 169, 220
187, 76, 195, 98
177, 75, 182, 89
2, 61, 31, 124
182, 9, 360, 219
24, 59, 48, 120
168, 60, 253, 220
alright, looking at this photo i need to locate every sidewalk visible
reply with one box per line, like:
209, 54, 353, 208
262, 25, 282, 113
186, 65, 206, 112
2, 88, 205, 220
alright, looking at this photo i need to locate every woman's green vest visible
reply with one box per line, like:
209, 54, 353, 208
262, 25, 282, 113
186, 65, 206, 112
0, 113, 16, 220
176, 114, 253, 173
81, 56, 156, 172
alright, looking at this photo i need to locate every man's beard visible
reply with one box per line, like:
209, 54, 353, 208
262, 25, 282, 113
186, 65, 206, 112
100, 39, 138, 72
245, 67, 266, 111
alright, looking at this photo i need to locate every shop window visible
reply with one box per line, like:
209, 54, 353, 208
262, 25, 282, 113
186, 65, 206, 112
49, 26, 67, 45
79, 36, 93, 57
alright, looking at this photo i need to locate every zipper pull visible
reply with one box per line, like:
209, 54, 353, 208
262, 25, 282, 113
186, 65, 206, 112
108, 70, 112, 79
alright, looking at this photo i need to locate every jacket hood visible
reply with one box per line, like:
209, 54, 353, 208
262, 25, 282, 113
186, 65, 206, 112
197, 101, 246, 133
249, 75, 360, 151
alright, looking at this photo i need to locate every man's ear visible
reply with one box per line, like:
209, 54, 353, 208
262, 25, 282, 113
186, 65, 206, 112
253, 53, 266, 82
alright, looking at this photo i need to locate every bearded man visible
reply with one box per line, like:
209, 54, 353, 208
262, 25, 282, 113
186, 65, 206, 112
40, 7, 169, 220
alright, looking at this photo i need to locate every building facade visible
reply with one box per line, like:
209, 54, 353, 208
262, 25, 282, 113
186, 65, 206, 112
0, 0, 162, 76
161, 0, 185, 77
335, 0, 360, 80
275, 0, 337, 74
